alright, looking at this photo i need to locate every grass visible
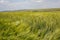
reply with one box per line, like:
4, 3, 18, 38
0, 11, 60, 40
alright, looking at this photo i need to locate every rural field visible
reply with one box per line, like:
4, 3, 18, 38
0, 10, 60, 40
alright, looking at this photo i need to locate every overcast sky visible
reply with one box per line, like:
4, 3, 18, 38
0, 0, 60, 11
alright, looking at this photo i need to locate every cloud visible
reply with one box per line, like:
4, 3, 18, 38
0, 0, 9, 4
0, 0, 60, 11
31, 0, 43, 2
0, 1, 31, 11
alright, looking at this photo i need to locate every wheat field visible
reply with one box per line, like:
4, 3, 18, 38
0, 11, 60, 40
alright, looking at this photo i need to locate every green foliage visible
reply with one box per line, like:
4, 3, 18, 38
0, 11, 60, 40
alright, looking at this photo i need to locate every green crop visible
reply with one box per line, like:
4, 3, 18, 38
0, 11, 60, 40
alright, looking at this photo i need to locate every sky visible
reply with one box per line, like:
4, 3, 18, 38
0, 0, 60, 11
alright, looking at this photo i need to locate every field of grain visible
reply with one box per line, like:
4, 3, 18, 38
0, 11, 60, 40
